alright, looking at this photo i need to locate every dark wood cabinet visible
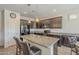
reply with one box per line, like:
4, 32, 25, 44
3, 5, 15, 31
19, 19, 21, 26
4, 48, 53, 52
36, 16, 62, 29
20, 16, 62, 29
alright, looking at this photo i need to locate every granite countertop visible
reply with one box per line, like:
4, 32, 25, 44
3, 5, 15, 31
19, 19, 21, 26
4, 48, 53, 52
34, 31, 79, 36
47, 32, 79, 36
21, 34, 59, 48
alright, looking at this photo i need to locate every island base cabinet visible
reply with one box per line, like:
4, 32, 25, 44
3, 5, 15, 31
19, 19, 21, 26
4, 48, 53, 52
49, 42, 58, 55
27, 42, 58, 55
24, 41, 58, 55
53, 42, 58, 55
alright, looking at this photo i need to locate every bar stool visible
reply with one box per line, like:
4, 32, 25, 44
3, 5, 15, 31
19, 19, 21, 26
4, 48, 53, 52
68, 36, 79, 55
20, 42, 41, 55
13, 37, 22, 55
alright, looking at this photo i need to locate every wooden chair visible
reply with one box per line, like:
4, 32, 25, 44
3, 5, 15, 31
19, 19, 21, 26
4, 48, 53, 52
68, 36, 79, 55
13, 37, 22, 55
20, 41, 41, 55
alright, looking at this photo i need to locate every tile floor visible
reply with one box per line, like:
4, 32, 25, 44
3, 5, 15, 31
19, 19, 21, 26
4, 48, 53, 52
58, 46, 76, 55
0, 46, 16, 55
0, 45, 76, 55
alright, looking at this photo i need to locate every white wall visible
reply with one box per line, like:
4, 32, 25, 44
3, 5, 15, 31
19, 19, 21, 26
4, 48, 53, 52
30, 10, 79, 34
50, 11, 79, 34
3, 9, 20, 48
0, 11, 4, 46
0, 12, 2, 46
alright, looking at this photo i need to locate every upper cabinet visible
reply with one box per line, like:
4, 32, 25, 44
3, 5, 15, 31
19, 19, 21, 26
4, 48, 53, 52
21, 16, 62, 29
36, 16, 62, 29
51, 16, 62, 28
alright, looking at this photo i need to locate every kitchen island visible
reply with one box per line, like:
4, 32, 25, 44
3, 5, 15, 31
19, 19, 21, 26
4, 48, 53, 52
21, 34, 59, 55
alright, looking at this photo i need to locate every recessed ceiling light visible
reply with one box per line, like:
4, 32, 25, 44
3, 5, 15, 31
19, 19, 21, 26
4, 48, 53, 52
69, 14, 77, 19
53, 9, 56, 12
24, 12, 28, 14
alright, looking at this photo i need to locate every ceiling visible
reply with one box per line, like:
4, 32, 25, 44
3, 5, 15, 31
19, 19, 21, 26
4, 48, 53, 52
0, 4, 79, 19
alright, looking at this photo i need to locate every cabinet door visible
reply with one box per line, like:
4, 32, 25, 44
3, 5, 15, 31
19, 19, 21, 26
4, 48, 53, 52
52, 17, 62, 28
53, 42, 58, 55
40, 16, 62, 28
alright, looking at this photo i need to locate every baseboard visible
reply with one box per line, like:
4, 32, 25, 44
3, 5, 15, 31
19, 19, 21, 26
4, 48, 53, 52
0, 46, 4, 48
2, 44, 16, 48
8, 44, 16, 48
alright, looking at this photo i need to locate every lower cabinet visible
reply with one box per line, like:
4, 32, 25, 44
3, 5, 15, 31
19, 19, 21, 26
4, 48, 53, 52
53, 42, 58, 55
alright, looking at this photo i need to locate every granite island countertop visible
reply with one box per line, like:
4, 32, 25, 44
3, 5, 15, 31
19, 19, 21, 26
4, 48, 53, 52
21, 34, 59, 48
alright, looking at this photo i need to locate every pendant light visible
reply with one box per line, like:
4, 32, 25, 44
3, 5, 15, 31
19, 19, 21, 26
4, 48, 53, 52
35, 17, 40, 23
27, 4, 31, 24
